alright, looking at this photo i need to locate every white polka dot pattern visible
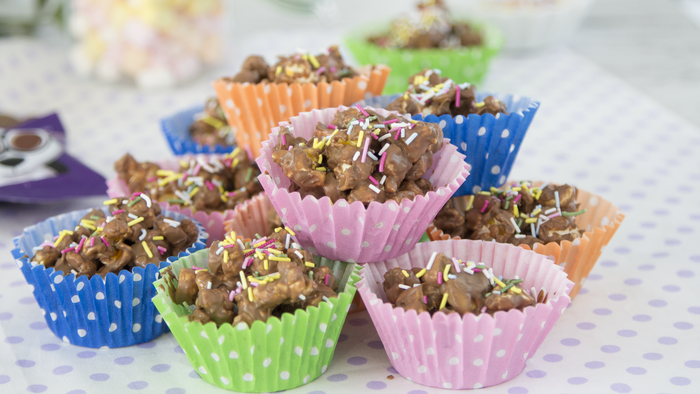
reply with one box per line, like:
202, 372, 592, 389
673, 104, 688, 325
0, 39, 698, 394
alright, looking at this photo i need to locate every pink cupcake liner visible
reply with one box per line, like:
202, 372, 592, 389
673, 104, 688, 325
223, 193, 275, 241
222, 193, 368, 314
106, 154, 258, 245
357, 240, 573, 390
256, 106, 470, 263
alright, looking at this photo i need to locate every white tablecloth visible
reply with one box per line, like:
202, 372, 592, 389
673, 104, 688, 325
0, 36, 698, 394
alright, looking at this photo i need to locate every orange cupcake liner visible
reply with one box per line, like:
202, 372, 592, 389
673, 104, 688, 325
426, 182, 625, 299
222, 193, 366, 314
213, 66, 391, 157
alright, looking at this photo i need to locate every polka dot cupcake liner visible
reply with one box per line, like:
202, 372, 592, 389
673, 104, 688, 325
426, 182, 625, 299
255, 106, 470, 263
357, 239, 573, 390
357, 92, 540, 196
10, 207, 208, 348
152, 249, 360, 392
213, 66, 391, 158
223, 193, 367, 314
161, 104, 237, 155
106, 153, 257, 246
344, 23, 503, 94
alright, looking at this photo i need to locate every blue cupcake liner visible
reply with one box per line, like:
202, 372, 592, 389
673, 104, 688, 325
161, 105, 236, 155
11, 208, 208, 348
356, 93, 539, 196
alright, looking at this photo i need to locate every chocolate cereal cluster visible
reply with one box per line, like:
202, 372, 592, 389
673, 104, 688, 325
387, 69, 508, 118
188, 98, 233, 147
369, 0, 482, 49
166, 227, 339, 327
271, 106, 443, 205
227, 45, 360, 85
434, 182, 586, 248
31, 196, 199, 279
115, 148, 262, 213
383, 252, 540, 316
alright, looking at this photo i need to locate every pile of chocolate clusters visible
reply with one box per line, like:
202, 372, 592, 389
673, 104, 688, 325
188, 98, 232, 147
369, 0, 482, 49
226, 45, 361, 85
31, 196, 199, 278
115, 149, 262, 213
434, 183, 586, 248
165, 227, 339, 327
272, 106, 442, 205
383, 252, 542, 316
387, 69, 508, 118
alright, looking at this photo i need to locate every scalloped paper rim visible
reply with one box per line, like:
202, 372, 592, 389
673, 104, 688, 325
11, 207, 208, 348
255, 105, 470, 263
152, 249, 360, 392
213, 66, 391, 157
357, 239, 573, 389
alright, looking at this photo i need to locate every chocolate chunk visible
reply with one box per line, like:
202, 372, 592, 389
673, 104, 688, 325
485, 284, 535, 314
231, 55, 269, 84
274, 146, 326, 190
192, 289, 235, 326
383, 267, 421, 304
174, 268, 199, 305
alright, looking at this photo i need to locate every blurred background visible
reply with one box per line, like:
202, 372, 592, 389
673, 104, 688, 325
1, 0, 699, 127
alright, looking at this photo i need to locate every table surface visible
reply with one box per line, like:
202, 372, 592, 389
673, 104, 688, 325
1, 34, 699, 394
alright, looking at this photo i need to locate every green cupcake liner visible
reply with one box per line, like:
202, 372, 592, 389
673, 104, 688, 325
345, 22, 504, 94
152, 249, 359, 392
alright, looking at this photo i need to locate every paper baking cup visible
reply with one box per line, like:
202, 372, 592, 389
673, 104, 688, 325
106, 153, 258, 245
256, 106, 470, 263
213, 67, 391, 158
456, 0, 594, 51
358, 92, 539, 196
345, 23, 503, 94
358, 239, 573, 389
161, 105, 236, 155
10, 208, 208, 348
152, 249, 359, 392
426, 182, 625, 299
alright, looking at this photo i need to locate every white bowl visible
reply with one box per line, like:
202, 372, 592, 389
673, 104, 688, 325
454, 0, 594, 51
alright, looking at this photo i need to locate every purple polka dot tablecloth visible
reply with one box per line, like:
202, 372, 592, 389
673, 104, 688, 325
1, 36, 699, 393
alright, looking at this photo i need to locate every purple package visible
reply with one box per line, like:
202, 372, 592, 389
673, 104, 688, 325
0, 113, 106, 203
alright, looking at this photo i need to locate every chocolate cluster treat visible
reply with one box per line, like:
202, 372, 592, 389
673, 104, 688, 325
227, 45, 360, 85
114, 148, 263, 213
369, 0, 482, 49
383, 252, 540, 315
189, 98, 234, 147
30, 196, 199, 279
164, 228, 339, 327
271, 105, 442, 205
386, 69, 508, 118
433, 182, 586, 248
